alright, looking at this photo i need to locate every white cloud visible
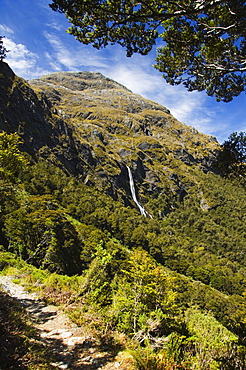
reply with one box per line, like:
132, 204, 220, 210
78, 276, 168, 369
46, 22, 65, 32
44, 31, 108, 70
44, 51, 61, 71
3, 38, 50, 79
106, 64, 156, 94
0, 25, 14, 35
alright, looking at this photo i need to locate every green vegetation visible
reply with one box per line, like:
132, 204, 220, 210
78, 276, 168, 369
216, 131, 246, 180
0, 131, 246, 368
50, 0, 246, 101
1, 65, 246, 368
0, 131, 28, 180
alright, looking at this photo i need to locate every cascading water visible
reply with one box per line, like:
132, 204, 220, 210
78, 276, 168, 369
127, 166, 152, 218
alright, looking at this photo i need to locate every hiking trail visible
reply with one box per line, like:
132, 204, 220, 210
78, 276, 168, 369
0, 275, 128, 370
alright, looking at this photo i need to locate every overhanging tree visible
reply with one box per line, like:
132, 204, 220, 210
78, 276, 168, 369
49, 0, 246, 102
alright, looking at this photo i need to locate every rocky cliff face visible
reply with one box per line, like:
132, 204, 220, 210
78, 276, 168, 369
0, 62, 219, 211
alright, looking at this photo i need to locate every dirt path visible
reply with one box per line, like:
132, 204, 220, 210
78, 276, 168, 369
0, 276, 126, 370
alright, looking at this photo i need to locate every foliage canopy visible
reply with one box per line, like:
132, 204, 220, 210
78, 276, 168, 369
50, 0, 246, 101
0, 132, 28, 180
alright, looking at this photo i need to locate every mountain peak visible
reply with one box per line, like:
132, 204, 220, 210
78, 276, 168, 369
30, 70, 171, 117
30, 70, 132, 93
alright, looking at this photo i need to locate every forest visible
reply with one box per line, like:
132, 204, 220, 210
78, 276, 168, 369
0, 129, 246, 369
0, 62, 246, 369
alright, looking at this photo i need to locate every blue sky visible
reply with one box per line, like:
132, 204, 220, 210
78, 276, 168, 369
1, 0, 246, 143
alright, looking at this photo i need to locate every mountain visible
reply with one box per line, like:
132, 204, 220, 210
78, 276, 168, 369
0, 61, 246, 368
1, 62, 219, 206
29, 70, 220, 203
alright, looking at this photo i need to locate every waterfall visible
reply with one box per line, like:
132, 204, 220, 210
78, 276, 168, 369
127, 166, 152, 218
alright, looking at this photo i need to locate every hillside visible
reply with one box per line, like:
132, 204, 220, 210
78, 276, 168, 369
29, 70, 220, 202
0, 61, 246, 369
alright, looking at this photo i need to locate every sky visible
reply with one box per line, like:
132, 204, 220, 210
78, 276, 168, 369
1, 0, 246, 143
